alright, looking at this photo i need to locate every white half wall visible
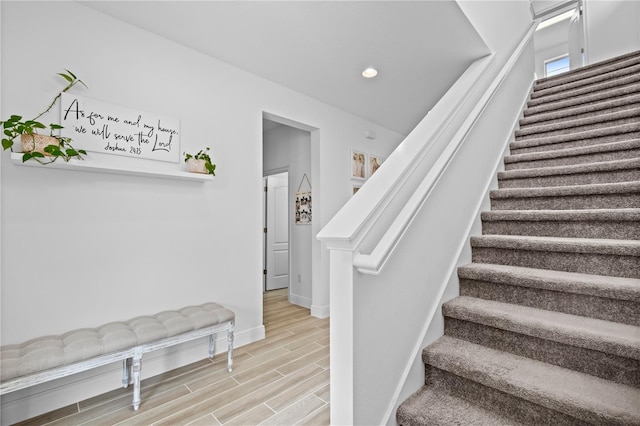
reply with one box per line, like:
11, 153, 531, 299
0, 1, 403, 423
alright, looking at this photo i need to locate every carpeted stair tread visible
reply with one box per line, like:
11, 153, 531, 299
527, 73, 640, 108
470, 234, 640, 256
514, 106, 640, 139
397, 385, 522, 426
458, 263, 640, 302
532, 63, 640, 99
481, 208, 640, 239
481, 208, 640, 224
498, 157, 640, 181
498, 158, 640, 188
507, 139, 640, 165
506, 144, 640, 171
490, 180, 640, 200
519, 93, 640, 127
424, 336, 640, 425
525, 82, 640, 117
510, 124, 640, 152
535, 50, 640, 90
443, 296, 640, 360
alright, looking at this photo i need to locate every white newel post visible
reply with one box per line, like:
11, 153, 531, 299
329, 248, 354, 425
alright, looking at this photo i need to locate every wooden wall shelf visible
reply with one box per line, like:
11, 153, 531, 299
10, 153, 213, 182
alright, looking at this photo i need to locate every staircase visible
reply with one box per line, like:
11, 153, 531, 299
397, 51, 640, 425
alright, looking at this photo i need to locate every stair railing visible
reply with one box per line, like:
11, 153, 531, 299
317, 53, 495, 262
317, 22, 538, 425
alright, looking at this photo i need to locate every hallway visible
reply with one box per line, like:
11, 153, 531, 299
16, 290, 330, 425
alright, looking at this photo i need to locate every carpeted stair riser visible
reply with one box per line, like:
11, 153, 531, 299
396, 385, 523, 426
509, 125, 640, 155
481, 213, 640, 240
515, 108, 640, 141
421, 366, 584, 426
445, 318, 639, 388
520, 94, 640, 128
490, 189, 640, 211
499, 169, 640, 188
498, 159, 640, 188
504, 146, 640, 170
471, 245, 639, 278
531, 63, 640, 99
527, 73, 640, 108
442, 297, 640, 365
457, 263, 640, 301
422, 337, 640, 425
459, 279, 639, 326
535, 51, 640, 91
504, 139, 640, 166
457, 263, 640, 323
525, 82, 640, 117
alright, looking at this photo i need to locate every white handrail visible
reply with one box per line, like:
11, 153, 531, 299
317, 53, 495, 250
353, 23, 538, 275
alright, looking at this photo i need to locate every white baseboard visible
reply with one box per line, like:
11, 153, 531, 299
310, 304, 329, 319
0, 325, 265, 426
289, 292, 311, 309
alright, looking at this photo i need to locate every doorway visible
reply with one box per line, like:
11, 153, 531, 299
262, 114, 315, 312
264, 172, 290, 291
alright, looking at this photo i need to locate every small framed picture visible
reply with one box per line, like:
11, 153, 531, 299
295, 191, 312, 224
369, 155, 384, 177
352, 183, 362, 195
351, 150, 366, 180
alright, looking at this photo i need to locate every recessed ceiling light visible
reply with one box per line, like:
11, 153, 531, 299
362, 67, 378, 78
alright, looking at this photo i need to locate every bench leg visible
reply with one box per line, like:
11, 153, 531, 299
209, 334, 215, 359
227, 321, 234, 373
122, 358, 132, 388
132, 348, 143, 410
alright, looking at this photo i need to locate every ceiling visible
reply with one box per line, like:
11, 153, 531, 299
79, 1, 490, 135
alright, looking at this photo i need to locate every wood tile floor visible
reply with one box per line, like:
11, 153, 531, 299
16, 289, 330, 425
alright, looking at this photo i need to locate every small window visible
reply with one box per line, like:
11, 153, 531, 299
545, 55, 570, 77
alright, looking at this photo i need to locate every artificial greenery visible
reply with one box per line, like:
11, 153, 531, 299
184, 147, 216, 175
1, 69, 88, 164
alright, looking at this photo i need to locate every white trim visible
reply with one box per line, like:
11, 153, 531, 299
310, 303, 330, 319
289, 292, 311, 309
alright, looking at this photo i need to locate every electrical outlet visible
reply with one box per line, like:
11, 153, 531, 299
297, 274, 302, 283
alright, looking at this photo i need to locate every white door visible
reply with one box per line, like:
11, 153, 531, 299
568, 4, 585, 70
265, 172, 289, 291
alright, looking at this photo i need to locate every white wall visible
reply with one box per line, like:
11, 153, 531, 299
263, 123, 313, 307
0, 1, 403, 422
584, 0, 640, 65
458, 1, 533, 63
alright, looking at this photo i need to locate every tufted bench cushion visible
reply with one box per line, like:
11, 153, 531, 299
0, 302, 235, 410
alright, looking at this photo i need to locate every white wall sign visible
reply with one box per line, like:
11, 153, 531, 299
60, 92, 180, 163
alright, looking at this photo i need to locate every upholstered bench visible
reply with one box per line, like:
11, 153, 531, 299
0, 302, 234, 410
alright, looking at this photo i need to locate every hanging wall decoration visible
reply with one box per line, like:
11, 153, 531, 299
351, 149, 366, 180
369, 154, 385, 178
60, 92, 181, 163
295, 173, 312, 225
